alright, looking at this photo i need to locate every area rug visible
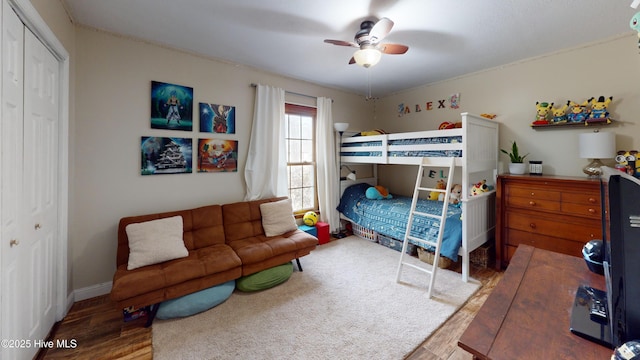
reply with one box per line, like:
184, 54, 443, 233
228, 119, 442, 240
152, 236, 480, 360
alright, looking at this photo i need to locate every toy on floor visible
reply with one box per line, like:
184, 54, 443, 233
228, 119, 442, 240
303, 211, 318, 226
532, 101, 554, 125
366, 185, 393, 200
429, 179, 446, 200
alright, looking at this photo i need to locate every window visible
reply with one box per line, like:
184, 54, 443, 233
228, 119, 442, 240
285, 103, 317, 214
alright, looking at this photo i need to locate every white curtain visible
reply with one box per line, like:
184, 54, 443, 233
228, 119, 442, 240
244, 84, 287, 200
316, 97, 340, 233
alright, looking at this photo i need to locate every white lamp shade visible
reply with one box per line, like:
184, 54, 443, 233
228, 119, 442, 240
579, 131, 615, 159
353, 48, 382, 68
334, 122, 349, 132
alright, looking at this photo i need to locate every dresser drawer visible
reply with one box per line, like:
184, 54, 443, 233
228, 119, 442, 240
505, 212, 600, 243
507, 185, 561, 201
504, 229, 586, 258
562, 192, 600, 205
561, 202, 601, 219
507, 196, 560, 212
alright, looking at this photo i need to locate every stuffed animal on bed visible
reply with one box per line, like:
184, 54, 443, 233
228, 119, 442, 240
429, 179, 445, 200
449, 184, 463, 204
438, 183, 462, 204
365, 185, 393, 200
471, 180, 490, 196
352, 129, 388, 137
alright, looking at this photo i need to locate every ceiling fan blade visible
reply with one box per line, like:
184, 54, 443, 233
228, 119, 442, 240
369, 17, 394, 43
380, 43, 409, 54
348, 57, 356, 65
324, 39, 358, 48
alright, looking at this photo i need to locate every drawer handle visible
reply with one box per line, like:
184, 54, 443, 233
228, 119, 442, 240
529, 223, 536, 229
529, 201, 536, 206
530, 192, 535, 196
588, 208, 596, 214
588, 197, 597, 203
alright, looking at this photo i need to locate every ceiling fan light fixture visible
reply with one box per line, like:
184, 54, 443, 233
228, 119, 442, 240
353, 48, 382, 68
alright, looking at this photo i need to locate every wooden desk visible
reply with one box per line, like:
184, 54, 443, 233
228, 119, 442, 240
458, 245, 612, 359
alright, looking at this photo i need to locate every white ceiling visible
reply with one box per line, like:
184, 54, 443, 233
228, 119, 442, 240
61, 0, 637, 98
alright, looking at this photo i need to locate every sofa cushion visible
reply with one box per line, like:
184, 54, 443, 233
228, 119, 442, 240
156, 280, 235, 319
236, 262, 293, 292
125, 215, 188, 270
259, 198, 297, 237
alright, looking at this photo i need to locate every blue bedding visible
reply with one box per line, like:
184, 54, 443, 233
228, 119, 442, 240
341, 135, 463, 158
337, 183, 463, 261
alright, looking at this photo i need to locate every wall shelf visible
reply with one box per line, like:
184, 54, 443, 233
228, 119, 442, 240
531, 118, 615, 129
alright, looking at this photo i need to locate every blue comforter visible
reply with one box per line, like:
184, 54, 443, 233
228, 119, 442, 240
337, 183, 463, 261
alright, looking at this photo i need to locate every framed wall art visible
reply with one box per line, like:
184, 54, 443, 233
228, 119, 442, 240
199, 102, 235, 134
197, 138, 238, 173
141, 136, 193, 175
150, 81, 193, 131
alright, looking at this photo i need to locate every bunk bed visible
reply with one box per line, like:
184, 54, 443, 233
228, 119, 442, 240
337, 112, 499, 282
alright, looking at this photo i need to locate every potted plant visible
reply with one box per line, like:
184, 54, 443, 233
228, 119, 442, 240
501, 141, 529, 175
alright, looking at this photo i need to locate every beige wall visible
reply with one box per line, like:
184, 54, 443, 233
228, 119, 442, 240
375, 35, 640, 196
70, 28, 371, 290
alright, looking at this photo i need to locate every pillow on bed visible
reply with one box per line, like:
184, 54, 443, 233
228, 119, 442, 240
260, 198, 298, 237
126, 215, 188, 270
337, 183, 370, 213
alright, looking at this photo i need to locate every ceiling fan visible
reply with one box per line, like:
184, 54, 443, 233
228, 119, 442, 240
324, 17, 409, 68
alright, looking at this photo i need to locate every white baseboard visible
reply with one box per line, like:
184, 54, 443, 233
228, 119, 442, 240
73, 281, 112, 302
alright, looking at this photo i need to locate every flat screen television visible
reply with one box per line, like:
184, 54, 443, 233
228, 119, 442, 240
570, 167, 640, 348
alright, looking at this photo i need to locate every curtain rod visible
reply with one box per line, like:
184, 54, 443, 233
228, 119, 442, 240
250, 83, 332, 102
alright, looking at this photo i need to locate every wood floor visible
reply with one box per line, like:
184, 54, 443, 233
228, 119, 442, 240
38, 258, 501, 360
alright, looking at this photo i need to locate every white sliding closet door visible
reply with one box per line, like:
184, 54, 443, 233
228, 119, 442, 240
1, 1, 59, 359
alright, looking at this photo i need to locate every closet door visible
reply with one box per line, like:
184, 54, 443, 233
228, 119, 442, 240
23, 24, 58, 344
1, 1, 59, 359
1, 1, 26, 359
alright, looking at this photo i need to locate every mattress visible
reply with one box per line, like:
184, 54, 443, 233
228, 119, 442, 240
337, 183, 463, 261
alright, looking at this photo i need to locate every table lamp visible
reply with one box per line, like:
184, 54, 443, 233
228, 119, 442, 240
579, 130, 615, 177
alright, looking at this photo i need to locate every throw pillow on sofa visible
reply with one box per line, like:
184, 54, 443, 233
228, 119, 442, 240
125, 215, 188, 270
259, 198, 298, 237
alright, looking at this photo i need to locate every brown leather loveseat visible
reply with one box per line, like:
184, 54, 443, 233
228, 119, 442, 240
110, 197, 318, 324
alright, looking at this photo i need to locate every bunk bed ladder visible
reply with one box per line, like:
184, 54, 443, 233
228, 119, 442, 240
396, 157, 456, 298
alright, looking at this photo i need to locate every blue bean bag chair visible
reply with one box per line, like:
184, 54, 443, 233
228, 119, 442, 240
156, 280, 235, 319
236, 262, 293, 292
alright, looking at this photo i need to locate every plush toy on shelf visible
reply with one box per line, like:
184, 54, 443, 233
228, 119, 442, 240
429, 179, 445, 200
586, 96, 613, 125
532, 101, 554, 125
365, 185, 393, 200
551, 102, 569, 124
567, 99, 592, 123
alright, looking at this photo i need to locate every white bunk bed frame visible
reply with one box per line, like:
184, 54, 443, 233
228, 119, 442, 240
339, 112, 499, 282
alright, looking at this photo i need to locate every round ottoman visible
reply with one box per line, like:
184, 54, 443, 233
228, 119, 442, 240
156, 280, 235, 320
236, 262, 293, 292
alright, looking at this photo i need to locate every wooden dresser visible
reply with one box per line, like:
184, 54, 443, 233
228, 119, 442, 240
495, 174, 602, 269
